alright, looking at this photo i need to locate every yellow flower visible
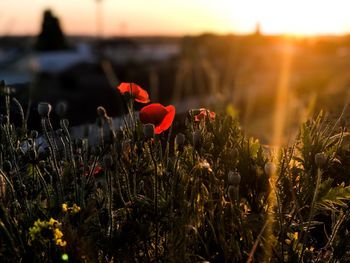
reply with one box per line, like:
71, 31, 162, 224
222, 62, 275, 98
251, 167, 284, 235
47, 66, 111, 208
62, 203, 68, 213
71, 204, 81, 214
54, 228, 63, 239
49, 218, 59, 227
56, 238, 67, 247
293, 232, 298, 240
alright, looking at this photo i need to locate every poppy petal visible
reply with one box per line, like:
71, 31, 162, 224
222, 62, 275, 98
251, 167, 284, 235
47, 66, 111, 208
135, 88, 150, 103
140, 103, 175, 134
140, 103, 168, 125
155, 105, 175, 134
209, 111, 216, 120
117, 82, 139, 94
117, 82, 150, 104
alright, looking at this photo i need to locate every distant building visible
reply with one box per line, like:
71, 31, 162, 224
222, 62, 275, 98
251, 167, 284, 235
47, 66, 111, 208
100, 38, 180, 64
0, 43, 96, 84
35, 9, 69, 51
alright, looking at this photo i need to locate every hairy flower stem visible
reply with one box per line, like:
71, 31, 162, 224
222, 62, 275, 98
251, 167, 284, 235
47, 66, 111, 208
12, 98, 25, 131
0, 169, 16, 202
114, 171, 126, 206
149, 141, 159, 262
4, 87, 10, 124
60, 120, 76, 169
118, 160, 133, 201
60, 119, 78, 203
106, 170, 113, 237
315, 210, 349, 263
128, 100, 137, 134
41, 118, 63, 202
299, 168, 322, 262
34, 165, 51, 205
45, 118, 60, 156
2, 125, 30, 214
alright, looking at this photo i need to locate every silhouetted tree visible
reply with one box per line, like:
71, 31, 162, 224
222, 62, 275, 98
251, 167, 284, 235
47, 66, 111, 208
35, 9, 68, 51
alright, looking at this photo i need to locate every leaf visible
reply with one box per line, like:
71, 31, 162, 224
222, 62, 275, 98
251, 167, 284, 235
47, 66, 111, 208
317, 184, 350, 211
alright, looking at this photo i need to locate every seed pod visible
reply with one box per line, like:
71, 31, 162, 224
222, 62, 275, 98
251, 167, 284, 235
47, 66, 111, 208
55, 101, 68, 118
264, 162, 277, 177
175, 133, 186, 152
228, 171, 241, 186
315, 152, 327, 168
37, 102, 52, 117
97, 106, 107, 118
143, 123, 155, 140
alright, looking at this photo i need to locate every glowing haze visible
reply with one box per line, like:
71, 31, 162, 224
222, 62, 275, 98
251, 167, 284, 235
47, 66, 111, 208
1, 0, 350, 36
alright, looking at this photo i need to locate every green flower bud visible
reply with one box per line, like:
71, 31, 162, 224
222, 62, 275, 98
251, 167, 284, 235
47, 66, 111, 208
192, 130, 202, 150
315, 152, 327, 168
37, 102, 52, 117
228, 171, 241, 186
175, 133, 186, 152
55, 101, 68, 118
97, 106, 107, 118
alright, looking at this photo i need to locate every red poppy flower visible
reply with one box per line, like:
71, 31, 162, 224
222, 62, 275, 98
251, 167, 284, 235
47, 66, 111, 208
117, 82, 150, 103
194, 108, 216, 122
92, 165, 103, 175
83, 165, 103, 176
139, 103, 175, 134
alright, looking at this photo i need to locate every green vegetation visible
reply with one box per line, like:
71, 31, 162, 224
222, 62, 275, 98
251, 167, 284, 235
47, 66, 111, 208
1, 80, 350, 262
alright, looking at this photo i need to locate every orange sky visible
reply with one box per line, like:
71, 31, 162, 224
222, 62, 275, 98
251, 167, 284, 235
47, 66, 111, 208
1, 0, 350, 36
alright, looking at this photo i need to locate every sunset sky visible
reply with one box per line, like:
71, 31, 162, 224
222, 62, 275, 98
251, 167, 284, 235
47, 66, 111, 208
1, 0, 350, 36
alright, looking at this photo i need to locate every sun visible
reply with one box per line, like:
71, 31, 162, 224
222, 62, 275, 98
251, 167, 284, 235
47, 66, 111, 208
222, 0, 350, 36
257, 0, 350, 36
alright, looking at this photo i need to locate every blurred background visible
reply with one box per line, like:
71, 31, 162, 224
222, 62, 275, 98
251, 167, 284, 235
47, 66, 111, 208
1, 0, 350, 144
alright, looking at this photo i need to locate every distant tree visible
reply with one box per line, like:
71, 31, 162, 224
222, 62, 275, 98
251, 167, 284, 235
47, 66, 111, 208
35, 9, 68, 51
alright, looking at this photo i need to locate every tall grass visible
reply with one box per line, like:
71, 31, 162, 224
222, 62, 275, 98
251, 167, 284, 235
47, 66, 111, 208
1, 80, 350, 262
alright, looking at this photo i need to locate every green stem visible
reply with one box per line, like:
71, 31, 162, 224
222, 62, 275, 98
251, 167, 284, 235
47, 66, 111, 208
149, 141, 159, 262
298, 168, 322, 262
